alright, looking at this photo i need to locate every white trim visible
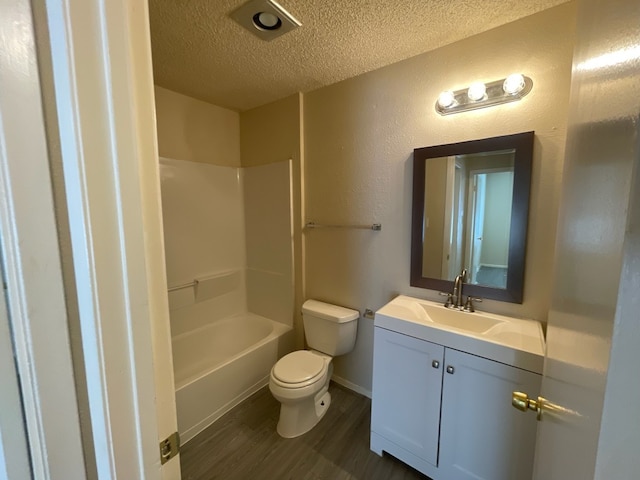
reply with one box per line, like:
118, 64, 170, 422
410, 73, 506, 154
0, 0, 87, 477
0, 264, 31, 480
44, 0, 177, 478
441, 157, 456, 278
479, 263, 508, 269
331, 375, 372, 399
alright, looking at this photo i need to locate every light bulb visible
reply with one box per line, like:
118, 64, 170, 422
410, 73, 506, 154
503, 74, 526, 95
467, 82, 486, 101
253, 11, 282, 30
257, 12, 279, 27
437, 91, 456, 109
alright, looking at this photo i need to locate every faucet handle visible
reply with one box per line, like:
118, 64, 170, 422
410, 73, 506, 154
464, 296, 482, 312
439, 292, 454, 308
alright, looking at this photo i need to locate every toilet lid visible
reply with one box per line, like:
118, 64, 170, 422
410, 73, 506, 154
273, 351, 325, 384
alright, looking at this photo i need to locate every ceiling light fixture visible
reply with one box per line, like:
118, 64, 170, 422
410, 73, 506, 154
435, 74, 533, 115
230, 0, 301, 41
253, 12, 281, 31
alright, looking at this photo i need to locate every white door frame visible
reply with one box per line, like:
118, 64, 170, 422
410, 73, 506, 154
0, 0, 87, 478
0, 263, 32, 480
0, 0, 180, 478
44, 0, 180, 477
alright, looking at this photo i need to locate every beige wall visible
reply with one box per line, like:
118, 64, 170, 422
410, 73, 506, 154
304, 3, 576, 393
423, 157, 448, 278
240, 93, 301, 167
154, 85, 240, 166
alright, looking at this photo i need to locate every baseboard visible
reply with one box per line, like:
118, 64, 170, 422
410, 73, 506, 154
479, 263, 507, 269
331, 374, 371, 399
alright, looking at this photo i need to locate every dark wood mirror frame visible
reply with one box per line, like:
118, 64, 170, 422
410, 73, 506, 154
410, 131, 534, 303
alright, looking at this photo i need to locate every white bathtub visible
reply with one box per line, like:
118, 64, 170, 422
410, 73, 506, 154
173, 312, 292, 443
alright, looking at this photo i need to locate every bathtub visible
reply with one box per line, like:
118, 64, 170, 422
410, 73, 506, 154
172, 312, 292, 443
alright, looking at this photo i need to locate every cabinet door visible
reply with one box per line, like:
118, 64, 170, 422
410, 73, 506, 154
439, 348, 541, 480
371, 327, 444, 466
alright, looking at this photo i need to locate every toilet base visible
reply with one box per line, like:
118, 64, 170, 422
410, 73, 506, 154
276, 389, 331, 438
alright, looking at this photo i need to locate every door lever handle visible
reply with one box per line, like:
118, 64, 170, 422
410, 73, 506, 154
513, 391, 582, 423
512, 391, 544, 421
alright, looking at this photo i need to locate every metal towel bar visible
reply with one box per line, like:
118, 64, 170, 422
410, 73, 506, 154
305, 222, 382, 231
167, 279, 198, 292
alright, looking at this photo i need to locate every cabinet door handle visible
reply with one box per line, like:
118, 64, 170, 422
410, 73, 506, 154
446, 365, 455, 374
432, 360, 440, 369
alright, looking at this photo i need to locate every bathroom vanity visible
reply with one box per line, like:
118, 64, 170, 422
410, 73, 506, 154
370, 295, 545, 480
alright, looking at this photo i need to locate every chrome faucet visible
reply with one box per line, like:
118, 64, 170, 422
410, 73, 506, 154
440, 268, 481, 311
452, 268, 468, 309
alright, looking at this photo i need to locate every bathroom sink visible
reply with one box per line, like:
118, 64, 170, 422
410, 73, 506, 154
419, 303, 503, 334
375, 295, 545, 373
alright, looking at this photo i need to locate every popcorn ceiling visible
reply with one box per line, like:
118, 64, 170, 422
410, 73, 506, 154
149, 0, 570, 112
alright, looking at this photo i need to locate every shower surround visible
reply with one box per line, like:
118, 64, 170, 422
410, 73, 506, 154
160, 157, 294, 443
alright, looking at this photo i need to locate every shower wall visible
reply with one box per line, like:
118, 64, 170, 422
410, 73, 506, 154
244, 161, 294, 324
159, 156, 294, 337
155, 86, 295, 337
160, 158, 247, 336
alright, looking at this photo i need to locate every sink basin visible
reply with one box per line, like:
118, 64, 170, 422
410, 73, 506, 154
375, 295, 545, 373
419, 303, 503, 333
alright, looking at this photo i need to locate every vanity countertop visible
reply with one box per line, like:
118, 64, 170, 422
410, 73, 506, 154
375, 295, 545, 373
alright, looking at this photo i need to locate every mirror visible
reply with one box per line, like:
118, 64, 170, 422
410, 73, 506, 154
411, 132, 534, 303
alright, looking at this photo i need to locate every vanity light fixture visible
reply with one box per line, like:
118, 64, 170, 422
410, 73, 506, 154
467, 82, 487, 101
435, 74, 533, 115
437, 90, 456, 109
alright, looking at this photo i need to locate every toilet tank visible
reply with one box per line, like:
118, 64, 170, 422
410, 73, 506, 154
302, 299, 359, 356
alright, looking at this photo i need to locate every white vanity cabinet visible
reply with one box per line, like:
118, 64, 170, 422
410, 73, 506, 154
370, 327, 444, 468
371, 326, 542, 480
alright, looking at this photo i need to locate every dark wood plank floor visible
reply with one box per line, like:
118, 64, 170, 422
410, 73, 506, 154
180, 382, 431, 480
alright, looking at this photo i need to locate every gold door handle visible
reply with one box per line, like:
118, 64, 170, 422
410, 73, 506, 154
513, 392, 582, 423
512, 391, 544, 421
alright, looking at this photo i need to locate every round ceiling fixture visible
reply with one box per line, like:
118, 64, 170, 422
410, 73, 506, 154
253, 11, 282, 30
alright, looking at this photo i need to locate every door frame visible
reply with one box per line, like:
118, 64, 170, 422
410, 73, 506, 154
0, 0, 87, 477
44, 0, 179, 477
0, 0, 180, 478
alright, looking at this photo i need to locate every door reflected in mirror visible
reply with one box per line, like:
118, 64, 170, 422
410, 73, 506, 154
411, 132, 534, 303
422, 149, 515, 289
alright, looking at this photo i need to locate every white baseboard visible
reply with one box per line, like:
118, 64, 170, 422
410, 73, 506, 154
331, 374, 371, 399
479, 263, 507, 269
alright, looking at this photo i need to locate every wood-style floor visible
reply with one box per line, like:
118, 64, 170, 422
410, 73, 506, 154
180, 382, 431, 480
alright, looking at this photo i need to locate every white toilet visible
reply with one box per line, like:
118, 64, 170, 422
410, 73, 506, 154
269, 299, 359, 438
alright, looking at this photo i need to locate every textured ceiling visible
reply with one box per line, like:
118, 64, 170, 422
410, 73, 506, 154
149, 0, 570, 112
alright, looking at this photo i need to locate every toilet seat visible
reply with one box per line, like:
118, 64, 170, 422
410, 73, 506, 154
272, 351, 328, 389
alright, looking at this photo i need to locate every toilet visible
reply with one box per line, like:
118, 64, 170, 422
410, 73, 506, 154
269, 299, 359, 438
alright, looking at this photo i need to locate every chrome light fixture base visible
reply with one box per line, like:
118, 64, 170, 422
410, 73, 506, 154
435, 75, 533, 115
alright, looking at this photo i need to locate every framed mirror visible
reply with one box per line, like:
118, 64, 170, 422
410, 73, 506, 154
411, 131, 534, 303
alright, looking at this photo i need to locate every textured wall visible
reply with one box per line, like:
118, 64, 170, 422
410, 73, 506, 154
155, 85, 240, 166
304, 3, 576, 394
